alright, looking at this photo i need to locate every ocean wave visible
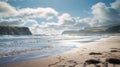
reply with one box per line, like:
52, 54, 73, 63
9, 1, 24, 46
0, 46, 53, 58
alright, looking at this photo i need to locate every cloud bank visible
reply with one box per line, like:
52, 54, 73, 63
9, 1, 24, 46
0, 0, 120, 34
91, 0, 120, 26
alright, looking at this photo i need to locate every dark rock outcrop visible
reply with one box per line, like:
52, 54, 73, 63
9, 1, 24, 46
0, 26, 32, 35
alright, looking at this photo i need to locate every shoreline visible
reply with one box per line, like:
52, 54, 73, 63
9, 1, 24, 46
0, 36, 120, 67
0, 35, 104, 64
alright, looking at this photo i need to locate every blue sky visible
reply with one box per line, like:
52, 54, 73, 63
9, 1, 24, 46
7, 0, 115, 17
0, 0, 120, 34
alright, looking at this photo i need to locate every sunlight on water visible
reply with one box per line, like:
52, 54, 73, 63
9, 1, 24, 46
0, 35, 108, 64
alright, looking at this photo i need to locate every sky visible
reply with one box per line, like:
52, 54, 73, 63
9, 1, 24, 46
0, 0, 120, 34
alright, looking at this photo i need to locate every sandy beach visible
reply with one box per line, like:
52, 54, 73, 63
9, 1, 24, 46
0, 36, 120, 67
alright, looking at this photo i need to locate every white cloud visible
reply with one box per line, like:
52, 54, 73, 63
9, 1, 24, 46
73, 18, 90, 29
0, 1, 58, 19
0, 18, 25, 26
18, 8, 58, 20
22, 19, 38, 27
58, 13, 75, 25
92, 2, 109, 20
0, 1, 17, 18
91, 1, 120, 26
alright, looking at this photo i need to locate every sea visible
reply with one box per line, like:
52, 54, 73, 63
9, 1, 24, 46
0, 35, 108, 64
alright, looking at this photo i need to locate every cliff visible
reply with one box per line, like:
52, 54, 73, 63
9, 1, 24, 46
0, 26, 32, 35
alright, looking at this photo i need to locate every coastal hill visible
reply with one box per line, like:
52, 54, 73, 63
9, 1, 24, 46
62, 24, 120, 35
0, 26, 32, 35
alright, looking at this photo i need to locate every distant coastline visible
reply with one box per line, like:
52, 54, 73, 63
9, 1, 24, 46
62, 24, 120, 35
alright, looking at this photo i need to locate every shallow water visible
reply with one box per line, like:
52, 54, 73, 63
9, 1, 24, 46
0, 35, 107, 64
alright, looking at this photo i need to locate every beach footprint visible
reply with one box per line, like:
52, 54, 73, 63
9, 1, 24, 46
83, 59, 101, 67
110, 50, 120, 52
105, 58, 120, 67
89, 52, 102, 55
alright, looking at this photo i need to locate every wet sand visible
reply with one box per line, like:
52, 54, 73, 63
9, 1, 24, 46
0, 36, 120, 67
